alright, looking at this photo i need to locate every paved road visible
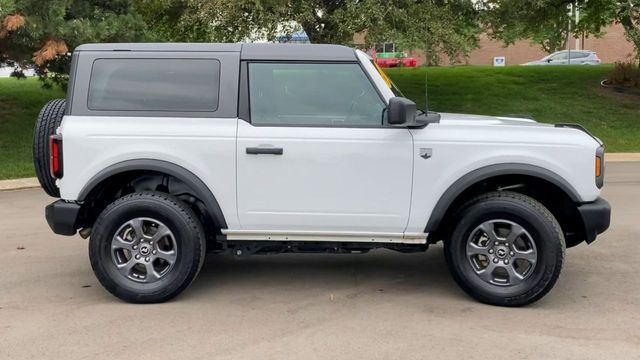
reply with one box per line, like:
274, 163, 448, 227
1, 163, 639, 360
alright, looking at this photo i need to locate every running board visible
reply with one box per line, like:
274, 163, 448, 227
221, 230, 428, 244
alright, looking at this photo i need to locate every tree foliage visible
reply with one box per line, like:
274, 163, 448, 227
137, 0, 481, 64
0, 0, 150, 88
349, 0, 481, 64
481, 0, 640, 58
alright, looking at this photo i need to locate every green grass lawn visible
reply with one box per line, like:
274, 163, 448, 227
0, 66, 638, 180
386, 65, 640, 152
0, 78, 64, 179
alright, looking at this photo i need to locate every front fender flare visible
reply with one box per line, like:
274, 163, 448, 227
424, 163, 581, 232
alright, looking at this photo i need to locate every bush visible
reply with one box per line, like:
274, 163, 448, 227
607, 61, 640, 88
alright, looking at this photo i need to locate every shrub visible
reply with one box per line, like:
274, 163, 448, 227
608, 61, 640, 88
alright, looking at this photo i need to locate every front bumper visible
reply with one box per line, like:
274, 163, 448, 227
45, 200, 81, 236
577, 197, 611, 244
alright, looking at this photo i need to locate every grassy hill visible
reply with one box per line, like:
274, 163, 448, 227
386, 65, 640, 152
0, 79, 64, 179
0, 65, 638, 179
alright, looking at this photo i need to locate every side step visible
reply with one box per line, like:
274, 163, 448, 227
221, 230, 428, 244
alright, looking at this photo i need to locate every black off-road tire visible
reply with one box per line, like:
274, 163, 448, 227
89, 192, 206, 303
33, 99, 65, 197
444, 191, 565, 307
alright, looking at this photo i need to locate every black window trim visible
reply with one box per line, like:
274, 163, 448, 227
86, 57, 222, 115
239, 60, 393, 129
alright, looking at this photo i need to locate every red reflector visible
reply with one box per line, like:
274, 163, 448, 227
49, 135, 63, 178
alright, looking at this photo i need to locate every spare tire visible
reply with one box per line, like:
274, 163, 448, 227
33, 99, 65, 197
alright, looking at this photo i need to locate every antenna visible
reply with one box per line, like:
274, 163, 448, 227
424, 41, 429, 114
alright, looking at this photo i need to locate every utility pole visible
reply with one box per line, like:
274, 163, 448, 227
575, 1, 581, 50
566, 1, 583, 64
567, 3, 573, 64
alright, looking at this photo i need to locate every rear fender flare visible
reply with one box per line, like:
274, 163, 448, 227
77, 159, 228, 229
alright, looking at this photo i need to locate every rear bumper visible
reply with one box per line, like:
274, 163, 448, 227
45, 200, 81, 236
577, 197, 611, 244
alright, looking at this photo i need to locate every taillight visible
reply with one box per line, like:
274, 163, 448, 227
49, 134, 63, 179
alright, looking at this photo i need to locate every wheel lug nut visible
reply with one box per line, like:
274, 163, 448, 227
135, 254, 140, 260
488, 249, 494, 254
152, 250, 157, 255
145, 257, 150, 262
510, 251, 514, 256
494, 241, 499, 246
493, 258, 498, 263
504, 259, 509, 265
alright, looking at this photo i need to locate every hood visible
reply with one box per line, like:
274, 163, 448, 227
437, 113, 552, 128
413, 112, 601, 150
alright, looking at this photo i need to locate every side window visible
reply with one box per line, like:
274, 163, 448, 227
549, 52, 567, 61
88, 58, 220, 112
248, 63, 385, 127
569, 52, 588, 59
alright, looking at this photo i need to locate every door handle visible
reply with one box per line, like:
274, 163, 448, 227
246, 147, 284, 155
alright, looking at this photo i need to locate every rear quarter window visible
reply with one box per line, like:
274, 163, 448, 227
88, 58, 220, 112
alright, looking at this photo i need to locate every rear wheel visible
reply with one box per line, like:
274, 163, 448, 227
89, 192, 206, 303
33, 99, 65, 197
444, 191, 565, 306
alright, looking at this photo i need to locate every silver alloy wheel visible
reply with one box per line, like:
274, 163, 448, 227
111, 217, 177, 283
466, 219, 538, 286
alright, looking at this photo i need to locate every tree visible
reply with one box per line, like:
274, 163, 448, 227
137, 0, 481, 64
0, 0, 150, 88
480, 0, 640, 57
616, 1, 640, 62
136, 0, 355, 44
347, 0, 480, 64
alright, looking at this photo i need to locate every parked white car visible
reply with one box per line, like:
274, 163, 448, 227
35, 43, 610, 306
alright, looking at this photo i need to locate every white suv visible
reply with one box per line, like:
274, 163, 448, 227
35, 43, 610, 306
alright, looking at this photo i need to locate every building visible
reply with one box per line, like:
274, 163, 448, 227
356, 23, 635, 66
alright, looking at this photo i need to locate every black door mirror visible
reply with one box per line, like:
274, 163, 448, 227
387, 97, 417, 126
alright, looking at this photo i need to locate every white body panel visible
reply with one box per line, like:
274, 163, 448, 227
57, 50, 603, 243
58, 116, 242, 230
405, 114, 601, 233
236, 120, 413, 232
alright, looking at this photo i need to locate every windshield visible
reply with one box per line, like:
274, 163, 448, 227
369, 59, 405, 97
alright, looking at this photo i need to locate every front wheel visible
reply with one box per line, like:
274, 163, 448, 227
444, 191, 565, 306
89, 192, 206, 303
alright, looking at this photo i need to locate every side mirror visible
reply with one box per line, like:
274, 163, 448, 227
387, 97, 417, 126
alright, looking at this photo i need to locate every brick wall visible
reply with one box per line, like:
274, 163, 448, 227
462, 24, 635, 65
359, 24, 636, 66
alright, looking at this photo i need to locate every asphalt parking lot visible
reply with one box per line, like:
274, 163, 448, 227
1, 163, 639, 359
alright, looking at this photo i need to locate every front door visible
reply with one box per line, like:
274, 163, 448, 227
236, 62, 413, 233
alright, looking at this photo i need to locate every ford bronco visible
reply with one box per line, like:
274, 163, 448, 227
34, 43, 610, 305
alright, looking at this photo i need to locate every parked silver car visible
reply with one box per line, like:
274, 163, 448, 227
523, 50, 601, 65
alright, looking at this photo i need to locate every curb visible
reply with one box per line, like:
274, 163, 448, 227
606, 153, 640, 162
0, 177, 40, 191
0, 153, 638, 192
